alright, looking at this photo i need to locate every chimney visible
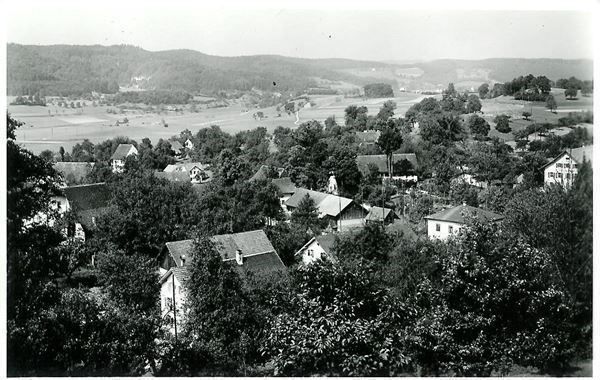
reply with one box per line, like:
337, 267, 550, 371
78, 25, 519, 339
462, 201, 467, 206
180, 255, 186, 266
235, 249, 243, 266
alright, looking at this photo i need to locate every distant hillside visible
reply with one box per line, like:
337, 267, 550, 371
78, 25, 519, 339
7, 44, 593, 97
402, 58, 593, 87
7, 44, 394, 96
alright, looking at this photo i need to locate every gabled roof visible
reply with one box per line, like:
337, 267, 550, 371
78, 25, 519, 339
541, 146, 593, 171
294, 234, 338, 260
249, 165, 286, 182
53, 162, 95, 184
155, 171, 190, 182
365, 206, 398, 222
355, 130, 381, 143
110, 144, 136, 161
169, 140, 184, 151
164, 230, 281, 267
425, 205, 503, 224
272, 177, 297, 195
159, 266, 190, 285
63, 183, 111, 211
285, 188, 357, 218
356, 153, 418, 173
163, 162, 209, 173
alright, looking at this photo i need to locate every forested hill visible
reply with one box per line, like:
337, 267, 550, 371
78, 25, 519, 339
7, 44, 394, 96
7, 43, 594, 97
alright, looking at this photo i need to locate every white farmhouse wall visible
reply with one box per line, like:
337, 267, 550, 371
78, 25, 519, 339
544, 154, 579, 188
427, 219, 463, 241
160, 273, 187, 322
299, 239, 328, 265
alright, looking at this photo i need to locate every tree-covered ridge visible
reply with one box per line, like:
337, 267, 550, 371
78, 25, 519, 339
7, 43, 393, 96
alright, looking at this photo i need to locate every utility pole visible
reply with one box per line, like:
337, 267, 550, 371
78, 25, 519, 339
172, 274, 178, 347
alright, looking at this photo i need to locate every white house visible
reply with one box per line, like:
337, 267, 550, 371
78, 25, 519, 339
285, 188, 367, 231
163, 162, 212, 183
425, 204, 503, 241
541, 146, 593, 188
271, 177, 297, 211
294, 234, 337, 266
110, 144, 138, 173
158, 230, 287, 324
159, 267, 189, 328
185, 139, 194, 150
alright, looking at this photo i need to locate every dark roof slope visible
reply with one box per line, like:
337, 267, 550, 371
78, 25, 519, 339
425, 205, 503, 224
541, 146, 593, 171
356, 153, 418, 173
63, 183, 111, 211
249, 165, 286, 182
165, 230, 280, 267
365, 206, 398, 222
169, 140, 184, 151
110, 144, 136, 160
285, 188, 357, 217
159, 266, 190, 285
272, 177, 297, 195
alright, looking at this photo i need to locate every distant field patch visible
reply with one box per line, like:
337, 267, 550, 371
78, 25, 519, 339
57, 116, 107, 124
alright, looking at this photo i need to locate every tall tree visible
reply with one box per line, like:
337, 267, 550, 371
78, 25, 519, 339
376, 121, 404, 178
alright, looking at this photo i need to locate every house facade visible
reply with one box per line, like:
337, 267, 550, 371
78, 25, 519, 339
285, 188, 367, 231
158, 230, 286, 322
542, 146, 593, 188
425, 204, 504, 241
185, 139, 194, 150
295, 234, 336, 266
163, 162, 212, 183
110, 144, 138, 173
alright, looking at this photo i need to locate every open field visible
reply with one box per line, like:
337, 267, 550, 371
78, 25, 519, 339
10, 92, 426, 154
481, 89, 593, 141
10, 88, 591, 154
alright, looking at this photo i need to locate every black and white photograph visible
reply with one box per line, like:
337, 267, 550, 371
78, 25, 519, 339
2, 0, 597, 376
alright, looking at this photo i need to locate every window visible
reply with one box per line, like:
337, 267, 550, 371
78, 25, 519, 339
566, 173, 571, 179
573, 163, 578, 169
557, 173, 563, 178
556, 163, 563, 168
448, 226, 454, 234
548, 172, 555, 178
563, 164, 570, 169
435, 223, 441, 232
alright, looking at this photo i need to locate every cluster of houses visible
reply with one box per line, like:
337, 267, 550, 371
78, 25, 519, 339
40, 137, 594, 328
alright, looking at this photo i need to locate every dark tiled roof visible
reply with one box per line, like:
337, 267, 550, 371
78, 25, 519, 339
63, 183, 111, 211
365, 206, 398, 222
53, 162, 95, 184
285, 188, 356, 218
159, 266, 191, 285
214, 230, 276, 260
315, 234, 336, 256
232, 251, 286, 276
425, 205, 503, 224
155, 171, 190, 182
165, 239, 194, 267
272, 177, 297, 195
249, 165, 286, 182
356, 153, 418, 173
165, 230, 280, 266
110, 144, 136, 161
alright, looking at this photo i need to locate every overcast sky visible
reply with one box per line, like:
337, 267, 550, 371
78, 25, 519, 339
6, 2, 595, 62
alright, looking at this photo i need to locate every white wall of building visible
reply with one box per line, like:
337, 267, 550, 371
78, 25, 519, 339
544, 153, 579, 188
160, 273, 187, 322
427, 219, 463, 241
299, 239, 328, 266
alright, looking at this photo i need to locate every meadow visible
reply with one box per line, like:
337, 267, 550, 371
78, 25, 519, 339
9, 92, 425, 154
9, 88, 591, 154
